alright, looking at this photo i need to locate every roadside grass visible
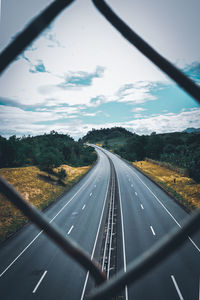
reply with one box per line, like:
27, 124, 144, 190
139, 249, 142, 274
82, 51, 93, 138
0, 164, 91, 242
133, 160, 200, 212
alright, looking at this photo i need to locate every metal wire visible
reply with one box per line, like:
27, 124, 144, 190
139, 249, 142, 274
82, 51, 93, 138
0, 0, 200, 299
0, 0, 75, 74
92, 0, 200, 104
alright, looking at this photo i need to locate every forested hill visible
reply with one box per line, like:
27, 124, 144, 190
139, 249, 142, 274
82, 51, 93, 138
0, 131, 96, 170
81, 127, 134, 144
82, 127, 200, 183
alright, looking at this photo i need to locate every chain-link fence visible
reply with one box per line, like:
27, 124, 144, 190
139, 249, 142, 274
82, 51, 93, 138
0, 1, 200, 299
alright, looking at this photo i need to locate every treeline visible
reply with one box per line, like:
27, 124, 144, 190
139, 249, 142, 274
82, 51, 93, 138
114, 131, 200, 183
82, 127, 134, 143
0, 131, 97, 171
82, 127, 200, 183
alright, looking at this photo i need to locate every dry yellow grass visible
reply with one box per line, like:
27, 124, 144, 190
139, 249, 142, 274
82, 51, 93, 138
0, 164, 90, 242
133, 160, 200, 211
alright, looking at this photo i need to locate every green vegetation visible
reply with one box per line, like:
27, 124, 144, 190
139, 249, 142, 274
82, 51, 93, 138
82, 127, 134, 148
82, 127, 200, 183
0, 131, 97, 171
0, 131, 97, 242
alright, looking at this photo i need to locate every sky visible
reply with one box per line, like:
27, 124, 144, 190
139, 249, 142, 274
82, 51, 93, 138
0, 0, 200, 139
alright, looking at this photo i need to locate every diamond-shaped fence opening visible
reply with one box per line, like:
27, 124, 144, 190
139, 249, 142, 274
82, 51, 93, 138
0, 1, 200, 299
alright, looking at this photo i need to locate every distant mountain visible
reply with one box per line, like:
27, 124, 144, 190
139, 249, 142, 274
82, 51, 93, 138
183, 128, 200, 133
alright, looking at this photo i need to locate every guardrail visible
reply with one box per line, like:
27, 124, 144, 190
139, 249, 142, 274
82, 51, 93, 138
0, 1, 200, 299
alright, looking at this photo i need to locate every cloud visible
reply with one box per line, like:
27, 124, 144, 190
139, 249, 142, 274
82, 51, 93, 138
80, 110, 102, 117
19, 53, 48, 74
29, 60, 47, 73
124, 108, 200, 135
1, 102, 199, 139
114, 82, 158, 104
132, 107, 146, 112
89, 95, 106, 107
183, 62, 200, 84
42, 26, 64, 48
58, 66, 105, 89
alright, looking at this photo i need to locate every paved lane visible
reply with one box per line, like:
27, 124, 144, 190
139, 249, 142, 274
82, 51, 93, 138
99, 147, 200, 300
0, 149, 110, 300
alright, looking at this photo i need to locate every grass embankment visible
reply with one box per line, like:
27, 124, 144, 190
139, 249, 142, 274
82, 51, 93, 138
0, 164, 90, 242
133, 160, 200, 212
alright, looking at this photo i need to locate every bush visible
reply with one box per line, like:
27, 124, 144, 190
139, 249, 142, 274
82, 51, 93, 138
57, 168, 67, 180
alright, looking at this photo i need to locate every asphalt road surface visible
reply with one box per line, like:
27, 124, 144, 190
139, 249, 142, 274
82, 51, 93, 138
0, 148, 110, 300
0, 146, 200, 300
98, 146, 200, 300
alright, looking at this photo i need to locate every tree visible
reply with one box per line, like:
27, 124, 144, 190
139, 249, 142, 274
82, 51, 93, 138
37, 147, 64, 172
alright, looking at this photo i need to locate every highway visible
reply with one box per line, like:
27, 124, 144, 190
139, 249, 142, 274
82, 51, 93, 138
99, 147, 200, 300
0, 148, 110, 300
0, 146, 200, 300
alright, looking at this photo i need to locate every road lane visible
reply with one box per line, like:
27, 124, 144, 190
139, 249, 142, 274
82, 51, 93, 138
0, 148, 110, 300
98, 146, 200, 300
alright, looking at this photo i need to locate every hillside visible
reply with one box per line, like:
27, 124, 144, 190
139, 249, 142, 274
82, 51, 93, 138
0, 164, 90, 242
0, 131, 97, 170
82, 127, 200, 183
133, 160, 200, 211
81, 127, 134, 148
0, 131, 97, 243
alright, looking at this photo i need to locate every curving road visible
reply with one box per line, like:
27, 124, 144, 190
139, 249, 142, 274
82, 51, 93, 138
98, 146, 200, 300
0, 148, 110, 300
0, 146, 200, 300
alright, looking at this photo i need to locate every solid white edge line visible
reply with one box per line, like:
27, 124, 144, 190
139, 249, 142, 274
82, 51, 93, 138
150, 226, 156, 236
128, 165, 200, 253
67, 225, 74, 235
116, 172, 128, 300
80, 170, 110, 300
0, 231, 43, 277
171, 275, 184, 300
32, 270, 47, 294
0, 166, 99, 278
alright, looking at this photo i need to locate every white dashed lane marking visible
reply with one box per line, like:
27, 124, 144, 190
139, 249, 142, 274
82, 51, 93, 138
32, 270, 47, 294
150, 226, 156, 236
67, 225, 74, 235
